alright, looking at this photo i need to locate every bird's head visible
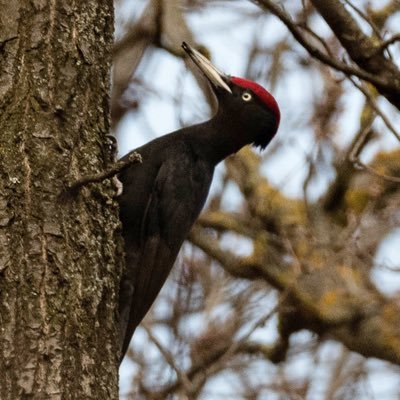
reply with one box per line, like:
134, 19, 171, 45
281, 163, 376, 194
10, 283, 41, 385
182, 42, 280, 150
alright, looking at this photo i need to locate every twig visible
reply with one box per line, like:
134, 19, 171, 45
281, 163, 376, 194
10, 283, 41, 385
348, 121, 375, 163
297, 23, 334, 58
143, 324, 194, 395
342, 0, 382, 40
66, 152, 142, 193
194, 291, 292, 382
322, 114, 375, 212
154, 297, 284, 398
375, 33, 400, 53
349, 125, 400, 184
351, 159, 400, 184
227, 297, 284, 351
348, 76, 400, 142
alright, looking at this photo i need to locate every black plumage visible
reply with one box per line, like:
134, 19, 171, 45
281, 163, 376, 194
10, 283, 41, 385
118, 42, 280, 362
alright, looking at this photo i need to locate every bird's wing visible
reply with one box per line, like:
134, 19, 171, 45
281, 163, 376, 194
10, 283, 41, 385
119, 154, 212, 359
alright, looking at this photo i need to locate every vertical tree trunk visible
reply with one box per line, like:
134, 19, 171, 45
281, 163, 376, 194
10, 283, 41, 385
0, 1, 121, 398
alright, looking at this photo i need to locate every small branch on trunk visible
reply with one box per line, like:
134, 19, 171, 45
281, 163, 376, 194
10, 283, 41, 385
65, 152, 142, 195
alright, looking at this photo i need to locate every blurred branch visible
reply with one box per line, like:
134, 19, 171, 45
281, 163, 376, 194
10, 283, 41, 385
351, 159, 400, 184
298, 24, 334, 58
342, 0, 383, 39
192, 148, 400, 366
112, 0, 202, 127
112, 0, 160, 126
113, 26, 154, 59
322, 65, 400, 212
348, 77, 400, 142
309, 0, 400, 110
252, 1, 395, 91
197, 211, 257, 238
253, 0, 400, 110
323, 114, 375, 214
189, 226, 266, 281
143, 324, 194, 395
349, 132, 400, 183
375, 33, 400, 53
368, 0, 400, 28
117, 1, 400, 396
325, 348, 350, 400
114, 0, 227, 131
149, 299, 282, 398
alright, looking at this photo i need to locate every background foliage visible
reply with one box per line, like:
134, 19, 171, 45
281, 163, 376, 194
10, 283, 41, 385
113, 1, 400, 398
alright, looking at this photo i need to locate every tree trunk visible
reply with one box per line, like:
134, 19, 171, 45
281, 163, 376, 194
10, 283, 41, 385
0, 1, 121, 398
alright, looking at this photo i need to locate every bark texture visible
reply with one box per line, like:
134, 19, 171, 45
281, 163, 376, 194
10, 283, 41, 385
0, 1, 121, 398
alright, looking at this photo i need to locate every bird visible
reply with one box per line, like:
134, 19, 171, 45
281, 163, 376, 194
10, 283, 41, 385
117, 42, 280, 363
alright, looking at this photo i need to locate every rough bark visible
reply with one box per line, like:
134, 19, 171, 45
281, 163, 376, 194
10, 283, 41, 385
0, 1, 121, 398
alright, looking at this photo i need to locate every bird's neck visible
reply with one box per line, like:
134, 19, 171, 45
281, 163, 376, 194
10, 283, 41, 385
191, 110, 249, 164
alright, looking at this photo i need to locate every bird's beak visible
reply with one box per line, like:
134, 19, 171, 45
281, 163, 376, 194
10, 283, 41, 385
182, 42, 232, 94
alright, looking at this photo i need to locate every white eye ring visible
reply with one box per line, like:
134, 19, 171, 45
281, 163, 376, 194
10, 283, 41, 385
242, 92, 252, 102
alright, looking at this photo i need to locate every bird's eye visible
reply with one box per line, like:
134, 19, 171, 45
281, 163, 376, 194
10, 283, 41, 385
242, 92, 252, 102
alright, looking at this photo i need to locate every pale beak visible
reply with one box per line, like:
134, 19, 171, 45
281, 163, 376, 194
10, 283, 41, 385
182, 42, 232, 94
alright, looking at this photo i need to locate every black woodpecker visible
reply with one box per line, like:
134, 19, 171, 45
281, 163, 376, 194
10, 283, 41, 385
118, 42, 280, 363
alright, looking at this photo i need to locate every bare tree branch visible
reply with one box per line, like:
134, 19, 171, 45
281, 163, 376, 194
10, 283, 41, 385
310, 0, 400, 109
253, 0, 400, 109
